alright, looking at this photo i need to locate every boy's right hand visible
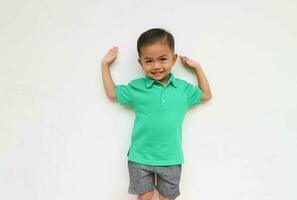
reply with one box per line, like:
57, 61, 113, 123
101, 46, 118, 66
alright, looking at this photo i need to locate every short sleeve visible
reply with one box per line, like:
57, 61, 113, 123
115, 82, 134, 106
186, 82, 203, 106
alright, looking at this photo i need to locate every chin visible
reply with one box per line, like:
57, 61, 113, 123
155, 75, 166, 80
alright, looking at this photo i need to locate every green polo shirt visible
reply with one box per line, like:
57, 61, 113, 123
115, 72, 203, 166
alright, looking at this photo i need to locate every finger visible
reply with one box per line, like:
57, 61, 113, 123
179, 57, 184, 62
109, 46, 117, 52
109, 47, 118, 55
108, 48, 114, 54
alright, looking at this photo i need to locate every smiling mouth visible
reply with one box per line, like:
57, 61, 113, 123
151, 71, 164, 75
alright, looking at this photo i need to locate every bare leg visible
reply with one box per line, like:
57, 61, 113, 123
158, 192, 172, 200
137, 189, 154, 200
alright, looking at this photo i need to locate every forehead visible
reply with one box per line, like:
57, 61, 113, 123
140, 40, 172, 59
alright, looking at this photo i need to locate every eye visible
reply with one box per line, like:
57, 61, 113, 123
160, 58, 167, 61
145, 60, 152, 63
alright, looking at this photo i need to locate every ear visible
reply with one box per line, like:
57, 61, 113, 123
172, 53, 178, 64
138, 58, 143, 68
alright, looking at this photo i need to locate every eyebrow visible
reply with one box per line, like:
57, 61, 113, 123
144, 55, 167, 59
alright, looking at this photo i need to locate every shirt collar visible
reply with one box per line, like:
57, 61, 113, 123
144, 72, 177, 88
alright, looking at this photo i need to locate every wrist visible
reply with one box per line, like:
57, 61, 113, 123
193, 64, 202, 71
101, 62, 110, 68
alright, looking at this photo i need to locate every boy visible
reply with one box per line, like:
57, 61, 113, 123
101, 28, 212, 200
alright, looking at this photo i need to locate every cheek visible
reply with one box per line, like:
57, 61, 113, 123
143, 65, 152, 72
164, 63, 172, 69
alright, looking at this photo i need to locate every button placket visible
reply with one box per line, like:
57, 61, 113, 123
160, 86, 166, 106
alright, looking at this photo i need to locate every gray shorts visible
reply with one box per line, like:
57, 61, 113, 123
128, 160, 182, 199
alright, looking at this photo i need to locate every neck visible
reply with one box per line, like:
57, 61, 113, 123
160, 75, 169, 85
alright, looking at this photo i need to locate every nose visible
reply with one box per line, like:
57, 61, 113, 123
152, 61, 161, 70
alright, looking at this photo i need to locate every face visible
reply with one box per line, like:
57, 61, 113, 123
138, 39, 178, 84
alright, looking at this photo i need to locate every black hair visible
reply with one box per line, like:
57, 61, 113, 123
137, 28, 175, 57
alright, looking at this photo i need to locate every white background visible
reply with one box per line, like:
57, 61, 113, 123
1, 0, 297, 199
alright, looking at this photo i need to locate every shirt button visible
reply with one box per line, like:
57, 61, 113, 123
162, 99, 165, 102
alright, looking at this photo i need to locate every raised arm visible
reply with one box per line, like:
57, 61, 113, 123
179, 55, 212, 101
101, 46, 118, 100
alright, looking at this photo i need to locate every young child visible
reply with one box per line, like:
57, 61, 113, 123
101, 28, 212, 200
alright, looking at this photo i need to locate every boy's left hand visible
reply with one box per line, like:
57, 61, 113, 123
179, 55, 201, 70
